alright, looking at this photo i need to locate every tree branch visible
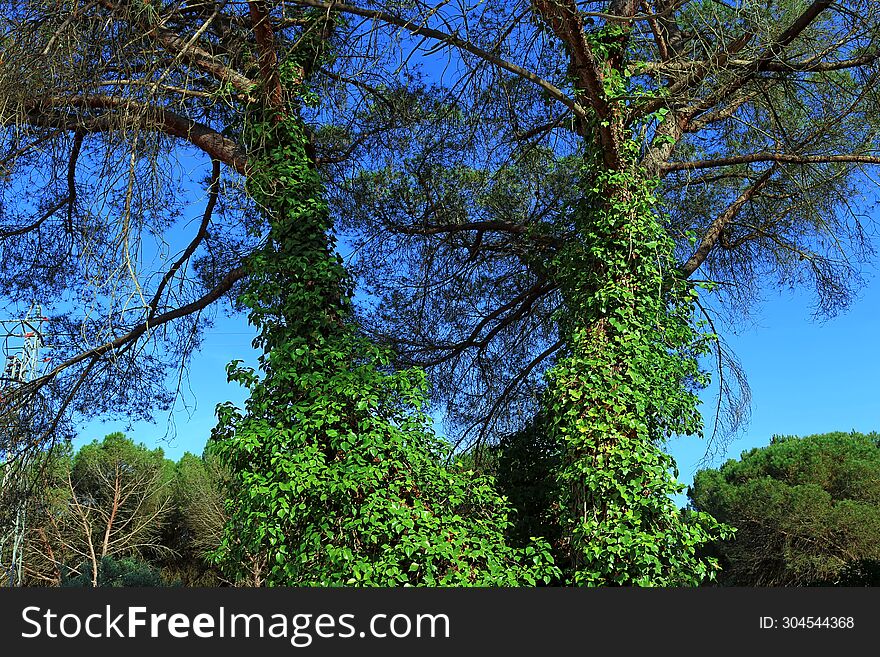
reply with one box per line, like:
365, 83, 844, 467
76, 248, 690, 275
680, 167, 777, 277
23, 95, 248, 174
0, 196, 71, 239
662, 152, 880, 173
685, 0, 834, 120
462, 338, 563, 447
32, 265, 247, 389
96, 0, 256, 95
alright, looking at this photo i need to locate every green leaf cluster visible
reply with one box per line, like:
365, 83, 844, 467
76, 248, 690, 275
61, 555, 167, 588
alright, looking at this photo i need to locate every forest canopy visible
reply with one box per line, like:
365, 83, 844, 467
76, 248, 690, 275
1, 0, 877, 446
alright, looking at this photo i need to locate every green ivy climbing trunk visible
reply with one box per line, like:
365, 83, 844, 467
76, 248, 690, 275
211, 54, 557, 586
545, 163, 728, 586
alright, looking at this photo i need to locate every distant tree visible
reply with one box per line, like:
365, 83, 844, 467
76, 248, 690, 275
688, 431, 880, 586
22, 433, 175, 586
160, 449, 228, 586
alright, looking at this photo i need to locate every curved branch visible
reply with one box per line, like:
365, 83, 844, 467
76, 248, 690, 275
23, 95, 248, 174
420, 281, 556, 367
65, 130, 84, 233
0, 197, 70, 238
147, 159, 221, 322
662, 152, 880, 173
461, 338, 563, 448
680, 167, 776, 277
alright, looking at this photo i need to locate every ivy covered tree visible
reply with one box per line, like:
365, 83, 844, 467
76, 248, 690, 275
208, 9, 556, 586
330, 0, 880, 453
317, 0, 880, 583
10, 436, 233, 587
689, 431, 880, 586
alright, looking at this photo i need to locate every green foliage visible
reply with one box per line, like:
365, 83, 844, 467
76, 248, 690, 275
210, 55, 557, 586
491, 417, 565, 564
689, 431, 880, 586
71, 431, 175, 496
540, 29, 729, 585
61, 555, 167, 588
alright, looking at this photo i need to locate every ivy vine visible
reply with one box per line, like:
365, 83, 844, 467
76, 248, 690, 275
542, 26, 732, 586
210, 42, 557, 586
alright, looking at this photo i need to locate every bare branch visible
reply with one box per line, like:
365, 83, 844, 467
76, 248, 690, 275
663, 152, 880, 173
680, 167, 777, 277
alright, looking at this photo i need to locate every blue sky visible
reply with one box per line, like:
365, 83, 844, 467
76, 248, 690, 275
75, 240, 880, 506
669, 260, 880, 502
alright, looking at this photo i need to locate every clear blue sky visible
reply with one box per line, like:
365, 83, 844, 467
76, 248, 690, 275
76, 241, 880, 507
